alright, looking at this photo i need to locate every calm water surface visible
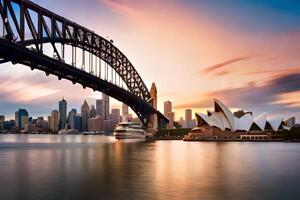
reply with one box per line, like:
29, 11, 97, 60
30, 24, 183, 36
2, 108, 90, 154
0, 134, 299, 200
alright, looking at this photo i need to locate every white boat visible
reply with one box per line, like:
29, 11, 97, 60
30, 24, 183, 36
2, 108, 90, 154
114, 122, 146, 139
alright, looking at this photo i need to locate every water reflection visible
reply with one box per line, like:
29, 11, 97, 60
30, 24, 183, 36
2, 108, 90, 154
0, 135, 299, 200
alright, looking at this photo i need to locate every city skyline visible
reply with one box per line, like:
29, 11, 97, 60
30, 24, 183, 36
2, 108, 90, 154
0, 0, 299, 122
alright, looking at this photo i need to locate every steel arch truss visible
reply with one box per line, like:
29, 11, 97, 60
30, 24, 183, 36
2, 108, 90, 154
0, 0, 151, 101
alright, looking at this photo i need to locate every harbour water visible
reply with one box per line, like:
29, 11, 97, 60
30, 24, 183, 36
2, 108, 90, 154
0, 134, 300, 200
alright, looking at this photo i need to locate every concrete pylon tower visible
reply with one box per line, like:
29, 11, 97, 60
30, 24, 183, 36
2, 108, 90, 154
148, 83, 158, 133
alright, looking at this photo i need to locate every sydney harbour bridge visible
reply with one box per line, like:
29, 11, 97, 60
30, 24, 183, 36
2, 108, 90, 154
0, 0, 169, 129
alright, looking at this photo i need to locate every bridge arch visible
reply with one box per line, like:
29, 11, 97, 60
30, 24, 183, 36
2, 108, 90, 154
0, 0, 169, 127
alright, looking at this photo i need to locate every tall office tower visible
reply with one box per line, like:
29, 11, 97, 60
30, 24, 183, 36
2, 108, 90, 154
50, 110, 60, 132
59, 98, 67, 129
102, 93, 110, 120
122, 103, 129, 117
185, 109, 192, 128
96, 99, 103, 116
15, 111, 19, 128
90, 105, 97, 118
67, 109, 77, 124
167, 112, 175, 129
21, 116, 29, 129
111, 108, 121, 122
70, 114, 82, 132
0, 115, 5, 131
164, 101, 172, 118
16, 109, 29, 128
81, 100, 90, 131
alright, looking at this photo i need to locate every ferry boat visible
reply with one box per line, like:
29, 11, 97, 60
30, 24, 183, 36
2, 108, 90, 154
114, 122, 146, 139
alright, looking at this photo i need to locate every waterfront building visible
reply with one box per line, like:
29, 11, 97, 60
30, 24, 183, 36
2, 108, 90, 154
96, 99, 103, 116
191, 99, 296, 140
88, 115, 104, 133
0, 115, 4, 131
185, 109, 193, 128
103, 119, 113, 132
70, 114, 82, 132
15, 111, 19, 128
4, 120, 15, 130
67, 109, 77, 124
164, 101, 172, 117
111, 109, 120, 121
179, 117, 185, 128
50, 110, 60, 132
15, 109, 29, 128
36, 117, 48, 130
102, 93, 110, 120
81, 100, 90, 131
122, 103, 129, 120
90, 105, 97, 118
167, 112, 175, 129
21, 116, 29, 129
59, 98, 67, 129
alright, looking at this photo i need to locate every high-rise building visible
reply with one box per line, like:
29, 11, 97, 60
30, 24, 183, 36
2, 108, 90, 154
167, 112, 175, 129
88, 115, 104, 133
67, 109, 77, 124
70, 114, 82, 132
21, 116, 29, 129
15, 111, 19, 128
185, 109, 193, 128
81, 100, 90, 131
111, 108, 121, 127
122, 103, 129, 118
50, 110, 60, 132
111, 109, 120, 121
15, 109, 29, 128
90, 105, 97, 118
96, 99, 103, 116
164, 101, 172, 118
0, 115, 4, 131
36, 117, 48, 130
59, 98, 67, 129
102, 93, 110, 120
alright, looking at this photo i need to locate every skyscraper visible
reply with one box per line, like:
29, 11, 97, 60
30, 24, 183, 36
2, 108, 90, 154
122, 103, 129, 119
111, 108, 121, 123
102, 93, 110, 120
96, 99, 103, 116
50, 110, 60, 132
81, 100, 90, 131
164, 101, 172, 118
185, 109, 192, 128
16, 109, 29, 128
21, 116, 29, 129
15, 111, 19, 128
70, 114, 82, 132
67, 109, 77, 124
59, 98, 67, 129
90, 105, 97, 118
0, 115, 4, 131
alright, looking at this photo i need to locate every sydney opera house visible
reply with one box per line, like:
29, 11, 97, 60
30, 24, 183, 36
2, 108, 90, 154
189, 99, 296, 140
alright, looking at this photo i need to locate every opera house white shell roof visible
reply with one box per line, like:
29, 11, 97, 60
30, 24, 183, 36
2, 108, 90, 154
195, 99, 295, 132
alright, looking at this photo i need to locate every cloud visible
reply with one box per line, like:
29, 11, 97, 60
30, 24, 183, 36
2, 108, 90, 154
175, 73, 300, 115
202, 56, 254, 73
101, 0, 139, 17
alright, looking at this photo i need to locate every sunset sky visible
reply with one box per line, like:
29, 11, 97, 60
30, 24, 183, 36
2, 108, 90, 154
1, 0, 300, 122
